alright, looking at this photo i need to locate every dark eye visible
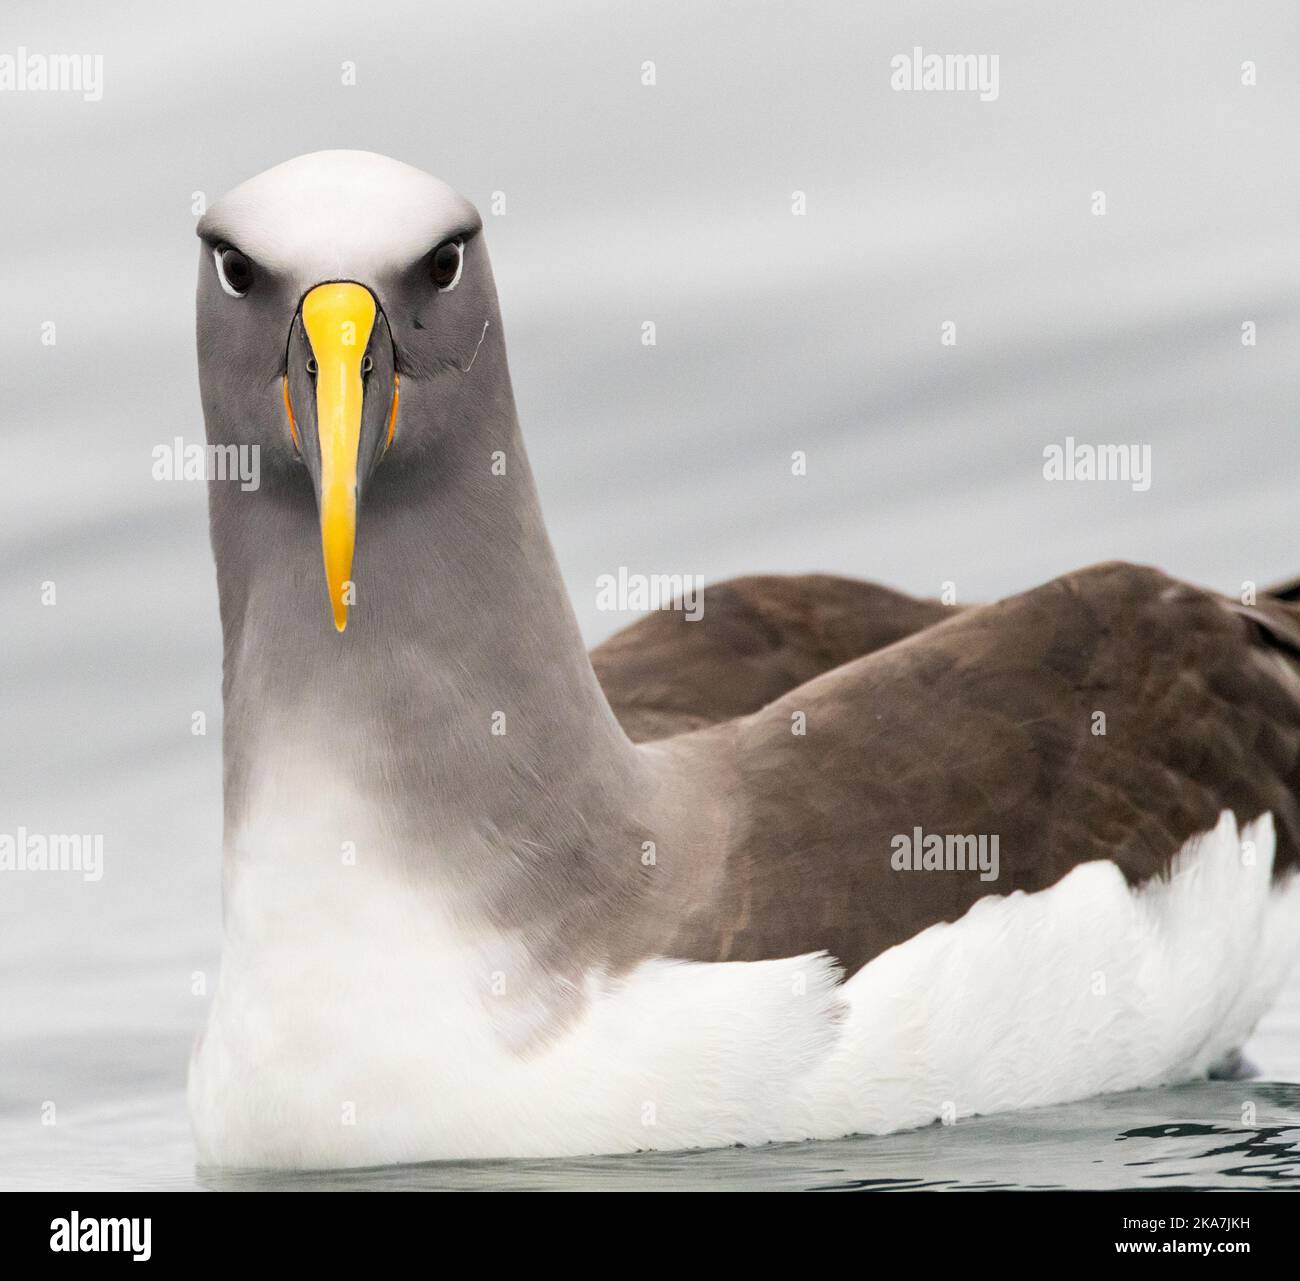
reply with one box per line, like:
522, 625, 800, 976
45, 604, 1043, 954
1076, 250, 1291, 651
214, 245, 255, 297
430, 239, 463, 291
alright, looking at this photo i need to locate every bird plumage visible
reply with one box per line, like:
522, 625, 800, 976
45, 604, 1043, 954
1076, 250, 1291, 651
188, 151, 1300, 1168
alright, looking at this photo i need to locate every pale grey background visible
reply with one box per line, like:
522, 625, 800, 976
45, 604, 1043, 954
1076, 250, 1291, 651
1, 0, 1297, 1188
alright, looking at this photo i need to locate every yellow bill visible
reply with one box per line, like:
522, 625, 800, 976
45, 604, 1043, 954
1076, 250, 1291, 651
301, 282, 377, 632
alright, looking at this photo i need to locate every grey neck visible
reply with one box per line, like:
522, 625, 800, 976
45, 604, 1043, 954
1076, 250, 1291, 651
207, 333, 645, 899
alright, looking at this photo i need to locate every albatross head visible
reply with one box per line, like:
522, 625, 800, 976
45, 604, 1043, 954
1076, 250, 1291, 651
196, 150, 494, 632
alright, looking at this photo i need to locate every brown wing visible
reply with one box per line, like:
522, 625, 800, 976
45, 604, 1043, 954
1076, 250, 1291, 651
661, 562, 1300, 975
592, 573, 958, 742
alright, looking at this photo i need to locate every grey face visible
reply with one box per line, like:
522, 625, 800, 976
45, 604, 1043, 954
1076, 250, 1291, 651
195, 149, 491, 630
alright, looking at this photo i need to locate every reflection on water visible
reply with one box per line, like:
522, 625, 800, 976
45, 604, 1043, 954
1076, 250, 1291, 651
1116, 1115, 1300, 1189
7, 1081, 1293, 1192
212, 1083, 1300, 1192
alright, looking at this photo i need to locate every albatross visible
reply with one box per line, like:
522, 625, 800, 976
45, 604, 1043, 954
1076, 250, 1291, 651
188, 150, 1300, 1169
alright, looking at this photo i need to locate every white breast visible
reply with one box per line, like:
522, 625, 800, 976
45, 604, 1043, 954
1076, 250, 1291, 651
189, 804, 1300, 1168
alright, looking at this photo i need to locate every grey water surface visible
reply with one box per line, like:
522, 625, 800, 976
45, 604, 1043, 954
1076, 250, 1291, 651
1, 0, 1298, 1191
4, 1081, 1300, 1192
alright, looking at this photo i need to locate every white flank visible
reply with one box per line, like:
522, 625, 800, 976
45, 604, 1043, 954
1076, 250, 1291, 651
190, 807, 1300, 1168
